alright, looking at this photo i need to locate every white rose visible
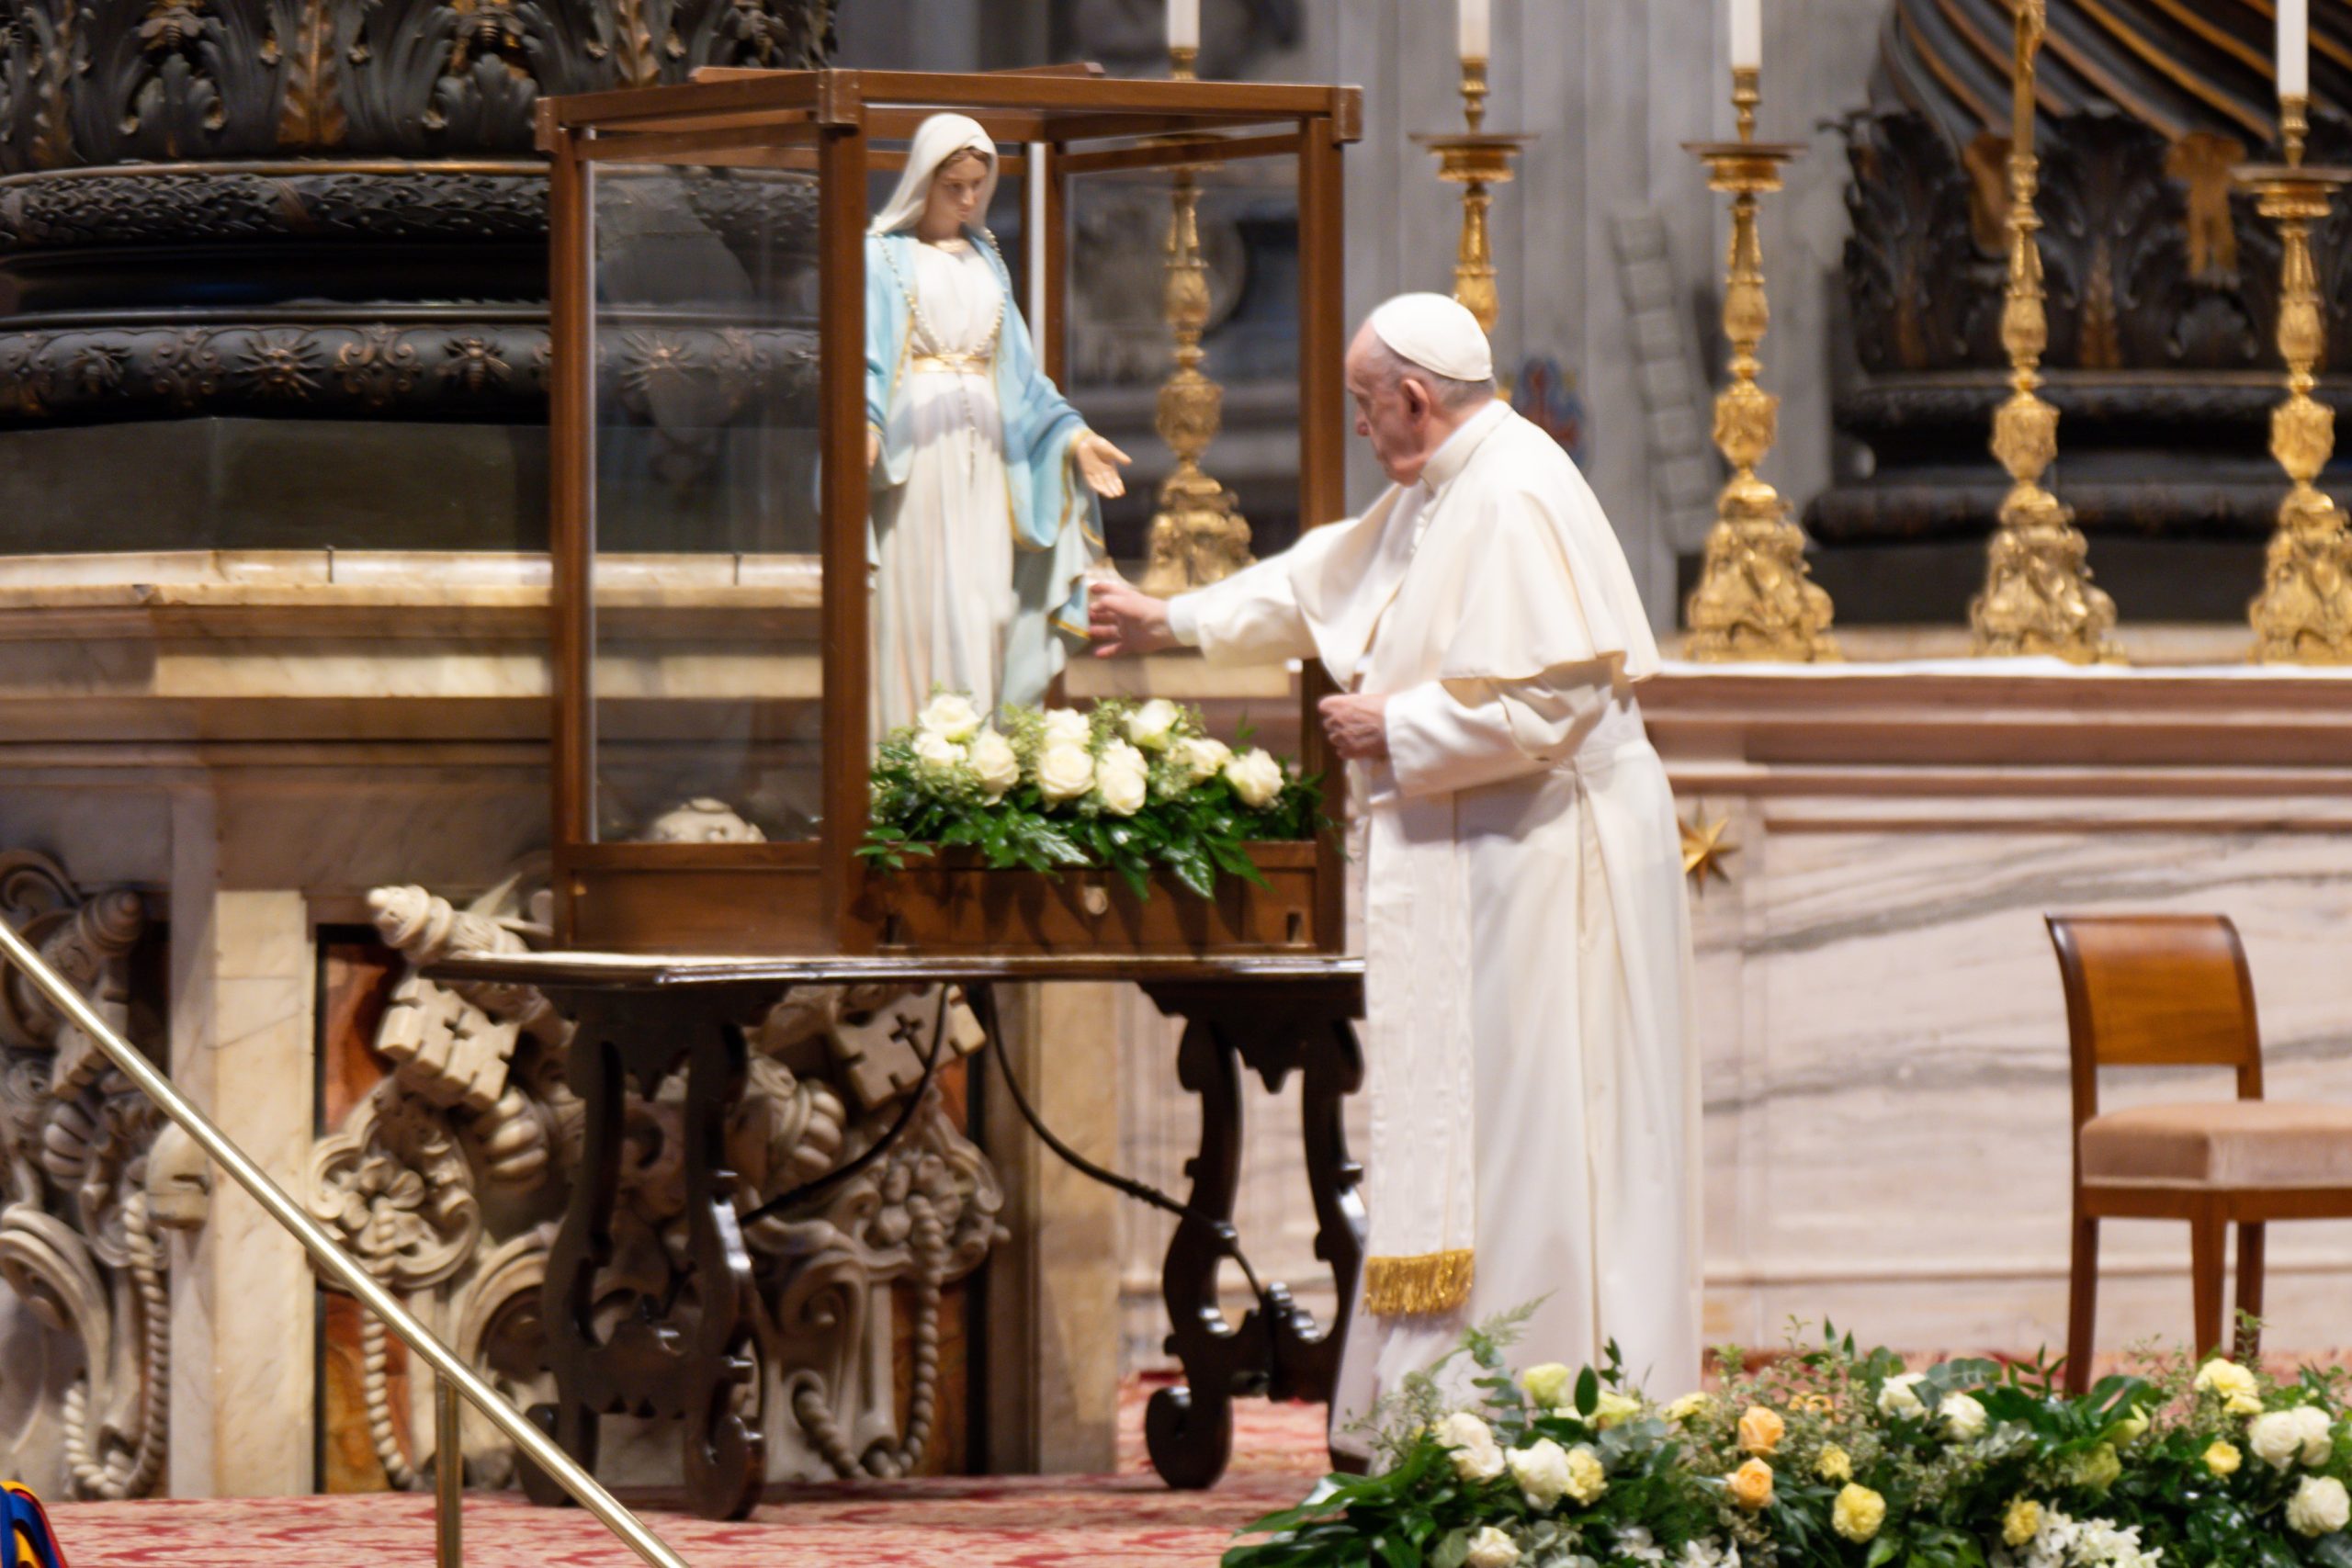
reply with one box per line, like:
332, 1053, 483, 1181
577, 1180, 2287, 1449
2257, 1406, 2337, 1470
1124, 698, 1182, 751
2293, 1405, 2337, 1466
1097, 740, 1149, 817
969, 729, 1020, 802
1035, 743, 1094, 803
1434, 1412, 1506, 1483
916, 692, 982, 743
911, 729, 966, 771
1223, 747, 1284, 809
1042, 708, 1092, 749
1465, 1526, 1521, 1568
2254, 1411, 2307, 1470
1939, 1391, 1988, 1441
1175, 736, 1233, 785
1877, 1371, 1928, 1419
1508, 1438, 1574, 1511
2289, 1475, 2351, 1538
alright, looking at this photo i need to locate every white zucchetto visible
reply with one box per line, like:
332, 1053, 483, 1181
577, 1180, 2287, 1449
1367, 292, 1494, 383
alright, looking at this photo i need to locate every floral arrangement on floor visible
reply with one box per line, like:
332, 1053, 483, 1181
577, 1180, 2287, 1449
1227, 1314, 2352, 1568
860, 693, 1322, 898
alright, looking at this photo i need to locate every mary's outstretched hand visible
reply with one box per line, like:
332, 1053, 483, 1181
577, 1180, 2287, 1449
1074, 432, 1132, 499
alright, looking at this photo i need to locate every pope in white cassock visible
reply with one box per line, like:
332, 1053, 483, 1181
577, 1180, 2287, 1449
1091, 293, 1700, 1455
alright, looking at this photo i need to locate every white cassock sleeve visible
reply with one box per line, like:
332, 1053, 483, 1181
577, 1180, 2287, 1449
1165, 525, 1348, 666
1384, 659, 1618, 800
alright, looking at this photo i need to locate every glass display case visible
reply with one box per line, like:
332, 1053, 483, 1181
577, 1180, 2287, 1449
542, 68, 1361, 955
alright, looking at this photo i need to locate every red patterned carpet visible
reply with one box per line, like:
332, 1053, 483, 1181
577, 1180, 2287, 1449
36, 1382, 1332, 1568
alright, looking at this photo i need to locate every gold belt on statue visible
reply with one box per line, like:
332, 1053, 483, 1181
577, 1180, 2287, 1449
910, 351, 991, 376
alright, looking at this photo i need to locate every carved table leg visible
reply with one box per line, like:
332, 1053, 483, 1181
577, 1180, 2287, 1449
1137, 976, 1366, 1490
524, 986, 767, 1521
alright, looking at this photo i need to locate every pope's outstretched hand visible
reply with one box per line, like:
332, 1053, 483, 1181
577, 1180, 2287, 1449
1089, 577, 1177, 657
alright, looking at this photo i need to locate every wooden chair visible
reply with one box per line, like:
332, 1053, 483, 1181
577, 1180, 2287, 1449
2047, 913, 2352, 1393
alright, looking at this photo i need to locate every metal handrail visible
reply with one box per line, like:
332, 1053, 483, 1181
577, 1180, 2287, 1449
0, 917, 693, 1568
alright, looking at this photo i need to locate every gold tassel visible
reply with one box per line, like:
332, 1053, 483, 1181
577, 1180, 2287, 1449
1363, 1248, 1475, 1316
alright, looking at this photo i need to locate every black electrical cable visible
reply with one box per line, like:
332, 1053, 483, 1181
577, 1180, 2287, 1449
734, 982, 1275, 1348
737, 981, 952, 1229
963, 985, 1272, 1313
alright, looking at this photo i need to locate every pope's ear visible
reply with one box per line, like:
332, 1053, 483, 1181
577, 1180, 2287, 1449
1399, 375, 1434, 423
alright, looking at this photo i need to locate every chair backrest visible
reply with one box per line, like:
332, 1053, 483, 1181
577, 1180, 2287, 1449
2044, 914, 2263, 1127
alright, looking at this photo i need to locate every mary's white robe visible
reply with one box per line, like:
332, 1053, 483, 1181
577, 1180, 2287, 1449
1167, 400, 1701, 1441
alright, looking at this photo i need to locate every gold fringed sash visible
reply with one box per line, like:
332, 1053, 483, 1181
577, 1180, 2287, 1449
1363, 1247, 1475, 1316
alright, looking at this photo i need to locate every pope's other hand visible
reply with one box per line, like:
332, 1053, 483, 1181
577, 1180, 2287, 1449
1074, 432, 1132, 498
1089, 577, 1176, 657
1318, 693, 1390, 762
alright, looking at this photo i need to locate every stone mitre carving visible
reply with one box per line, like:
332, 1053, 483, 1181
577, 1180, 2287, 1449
0, 851, 175, 1500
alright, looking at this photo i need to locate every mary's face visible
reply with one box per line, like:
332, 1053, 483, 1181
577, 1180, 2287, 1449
921, 152, 990, 237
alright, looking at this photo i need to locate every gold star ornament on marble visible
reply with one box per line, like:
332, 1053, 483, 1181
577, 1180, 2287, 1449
1679, 809, 1738, 887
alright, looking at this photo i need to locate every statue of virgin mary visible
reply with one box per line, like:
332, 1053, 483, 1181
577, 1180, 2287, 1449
865, 113, 1130, 733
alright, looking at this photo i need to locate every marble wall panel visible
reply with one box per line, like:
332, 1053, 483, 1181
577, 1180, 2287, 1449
1702, 808, 2352, 1358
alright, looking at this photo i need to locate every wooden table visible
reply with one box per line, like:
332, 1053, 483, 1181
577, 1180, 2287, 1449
426, 951, 1367, 1518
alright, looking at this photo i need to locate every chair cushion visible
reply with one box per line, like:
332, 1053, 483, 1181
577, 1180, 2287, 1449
2080, 1100, 2352, 1188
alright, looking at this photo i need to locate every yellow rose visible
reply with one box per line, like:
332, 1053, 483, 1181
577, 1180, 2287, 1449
1663, 1393, 1712, 1425
2109, 1410, 2150, 1446
1833, 1483, 1887, 1543
2003, 1498, 2043, 1549
1815, 1446, 1854, 1483
1728, 1458, 1775, 1511
1563, 1444, 1608, 1506
1522, 1363, 1574, 1411
2205, 1440, 2244, 1477
1595, 1391, 1644, 1430
1738, 1405, 1786, 1456
2197, 1359, 2264, 1418
1791, 1392, 1835, 1416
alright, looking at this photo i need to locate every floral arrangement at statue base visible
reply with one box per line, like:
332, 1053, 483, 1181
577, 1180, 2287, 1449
860, 693, 1322, 901
1227, 1312, 2352, 1568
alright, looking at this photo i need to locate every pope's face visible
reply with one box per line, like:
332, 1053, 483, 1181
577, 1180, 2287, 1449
921, 152, 990, 240
1344, 323, 1442, 486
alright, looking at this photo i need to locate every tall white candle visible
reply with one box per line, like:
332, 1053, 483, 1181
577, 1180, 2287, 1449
1169, 0, 1199, 53
1731, 0, 1761, 70
1459, 0, 1490, 61
2280, 0, 2311, 98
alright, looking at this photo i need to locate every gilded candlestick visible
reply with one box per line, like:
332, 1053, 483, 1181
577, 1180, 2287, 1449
2242, 95, 2352, 662
1969, 0, 2120, 661
1679, 65, 1838, 662
1139, 43, 1254, 595
1416, 58, 1531, 346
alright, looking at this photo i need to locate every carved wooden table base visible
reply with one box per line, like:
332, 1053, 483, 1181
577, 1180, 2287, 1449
1131, 976, 1365, 1488
426, 953, 1366, 1517
517, 983, 772, 1521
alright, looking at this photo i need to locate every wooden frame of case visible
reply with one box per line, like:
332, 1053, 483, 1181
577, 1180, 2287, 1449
540, 69, 1363, 956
